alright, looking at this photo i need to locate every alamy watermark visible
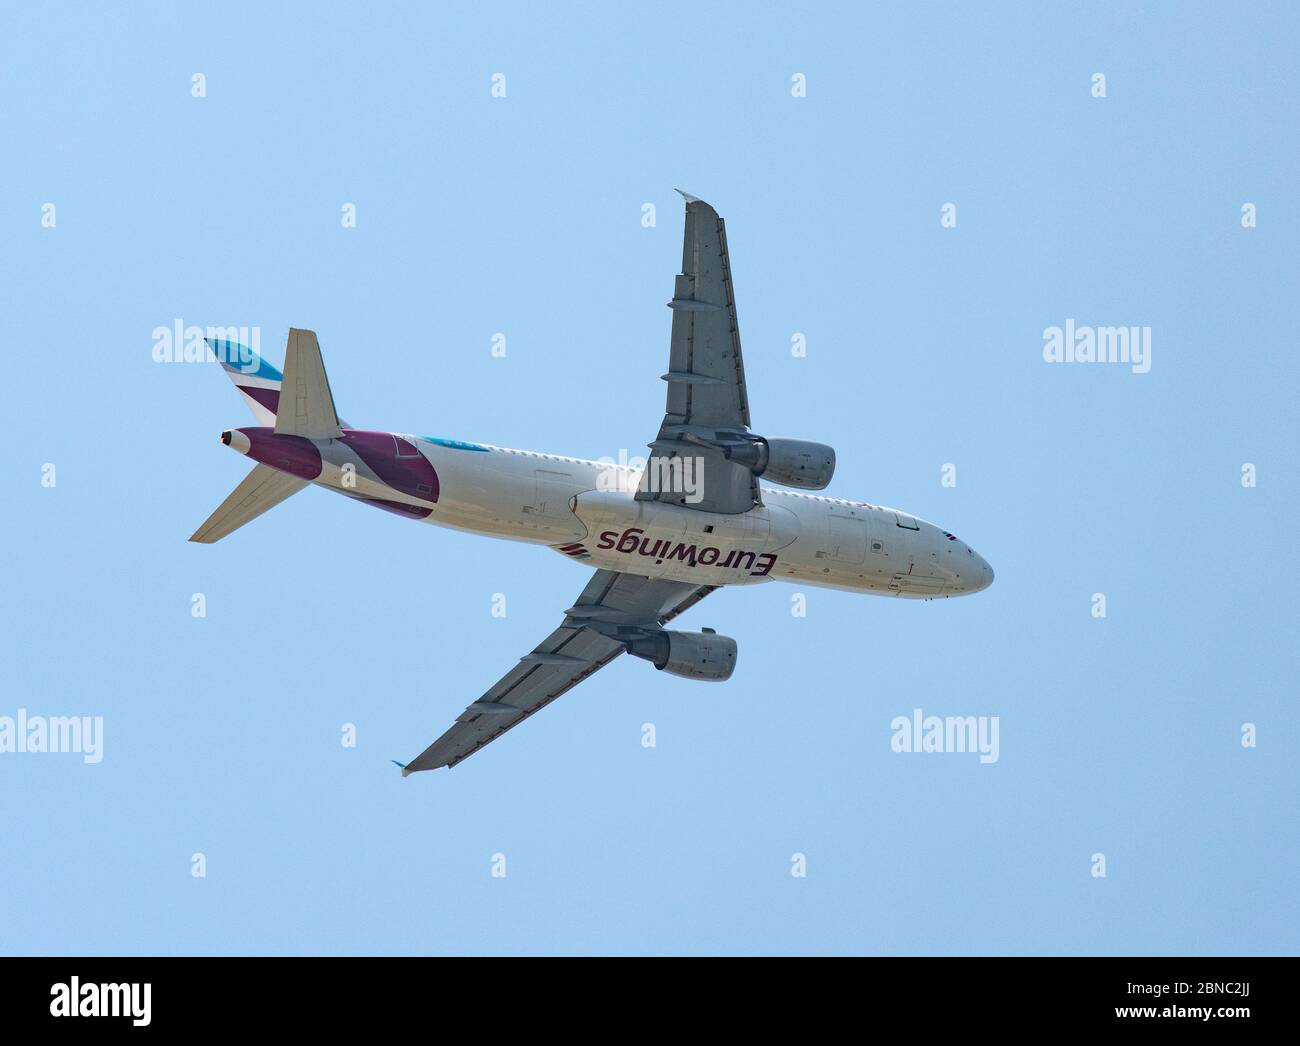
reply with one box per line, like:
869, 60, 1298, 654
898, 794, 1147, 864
0, 709, 103, 764
50, 978, 150, 1026
1042, 319, 1151, 374
891, 708, 999, 764
595, 449, 705, 503
151, 320, 262, 371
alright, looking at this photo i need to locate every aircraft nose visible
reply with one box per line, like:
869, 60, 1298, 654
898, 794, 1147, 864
974, 553, 994, 591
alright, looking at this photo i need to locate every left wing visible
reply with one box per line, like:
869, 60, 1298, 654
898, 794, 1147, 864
638, 192, 759, 515
400, 570, 716, 773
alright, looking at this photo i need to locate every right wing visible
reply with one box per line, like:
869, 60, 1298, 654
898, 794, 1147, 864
400, 570, 717, 773
638, 193, 760, 515
188, 463, 308, 544
273, 328, 344, 439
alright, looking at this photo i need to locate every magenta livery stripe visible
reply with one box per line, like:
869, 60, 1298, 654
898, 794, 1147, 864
238, 385, 280, 413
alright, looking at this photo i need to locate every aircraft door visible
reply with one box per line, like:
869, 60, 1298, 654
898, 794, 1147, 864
827, 508, 867, 564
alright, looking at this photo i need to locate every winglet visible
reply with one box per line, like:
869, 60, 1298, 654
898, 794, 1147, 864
675, 188, 705, 205
391, 759, 411, 778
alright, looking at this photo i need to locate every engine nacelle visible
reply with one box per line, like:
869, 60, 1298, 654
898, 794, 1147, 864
726, 436, 836, 490
626, 628, 737, 681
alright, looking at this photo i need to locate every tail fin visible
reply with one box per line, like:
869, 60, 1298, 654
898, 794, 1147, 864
273, 328, 344, 439
206, 336, 284, 425
192, 328, 346, 543
189, 463, 307, 543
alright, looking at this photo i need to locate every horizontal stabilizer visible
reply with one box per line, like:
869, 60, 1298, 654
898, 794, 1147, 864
189, 463, 308, 544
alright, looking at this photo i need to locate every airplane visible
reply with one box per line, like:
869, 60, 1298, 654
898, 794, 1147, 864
190, 192, 994, 774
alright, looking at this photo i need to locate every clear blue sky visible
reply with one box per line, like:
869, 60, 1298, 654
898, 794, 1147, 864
2, 2, 1296, 955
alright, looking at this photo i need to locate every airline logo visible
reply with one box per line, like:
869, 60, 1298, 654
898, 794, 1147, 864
596, 527, 777, 577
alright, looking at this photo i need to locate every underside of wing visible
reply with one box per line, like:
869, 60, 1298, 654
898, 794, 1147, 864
188, 463, 308, 543
662, 195, 751, 431
640, 194, 760, 515
401, 571, 717, 773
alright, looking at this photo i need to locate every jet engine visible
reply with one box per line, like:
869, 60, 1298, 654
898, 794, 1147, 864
724, 436, 835, 490
625, 628, 737, 681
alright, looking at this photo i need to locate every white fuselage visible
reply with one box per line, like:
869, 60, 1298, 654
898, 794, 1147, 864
314, 435, 994, 600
